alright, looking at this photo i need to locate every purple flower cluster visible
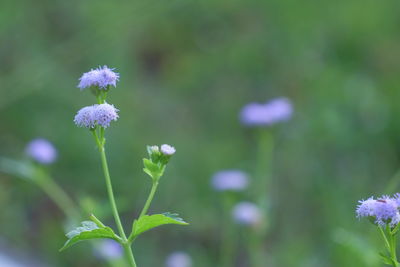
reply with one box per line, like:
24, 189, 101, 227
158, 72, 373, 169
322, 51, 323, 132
211, 170, 249, 191
356, 194, 400, 227
78, 66, 119, 90
25, 138, 57, 164
240, 97, 293, 127
74, 103, 119, 128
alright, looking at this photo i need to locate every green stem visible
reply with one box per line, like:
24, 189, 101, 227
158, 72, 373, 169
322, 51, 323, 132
122, 243, 137, 267
254, 129, 273, 208
220, 192, 236, 267
29, 167, 121, 267
380, 226, 399, 267
247, 129, 273, 267
95, 135, 137, 267
139, 181, 159, 218
379, 226, 391, 252
96, 94, 102, 104
390, 233, 399, 267
35, 169, 79, 220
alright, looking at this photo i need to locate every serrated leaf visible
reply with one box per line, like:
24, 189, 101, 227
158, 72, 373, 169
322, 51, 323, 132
131, 213, 188, 238
60, 221, 118, 251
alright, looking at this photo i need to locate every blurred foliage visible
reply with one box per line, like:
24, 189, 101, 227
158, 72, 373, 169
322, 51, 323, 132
1, 0, 400, 266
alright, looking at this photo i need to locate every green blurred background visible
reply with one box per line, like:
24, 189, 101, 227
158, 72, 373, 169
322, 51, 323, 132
1, 0, 400, 266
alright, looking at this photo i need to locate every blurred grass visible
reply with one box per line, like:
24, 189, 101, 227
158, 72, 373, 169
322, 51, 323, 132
1, 0, 400, 266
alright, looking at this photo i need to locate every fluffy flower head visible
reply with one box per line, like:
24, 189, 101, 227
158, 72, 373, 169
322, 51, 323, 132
240, 97, 293, 126
356, 197, 376, 218
74, 103, 119, 128
161, 144, 176, 155
93, 103, 119, 128
232, 201, 262, 225
74, 106, 96, 128
165, 251, 192, 267
25, 138, 57, 164
78, 66, 119, 90
211, 170, 249, 191
356, 194, 400, 227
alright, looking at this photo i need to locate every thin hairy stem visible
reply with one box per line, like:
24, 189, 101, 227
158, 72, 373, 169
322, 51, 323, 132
390, 233, 399, 267
95, 133, 137, 267
139, 181, 159, 218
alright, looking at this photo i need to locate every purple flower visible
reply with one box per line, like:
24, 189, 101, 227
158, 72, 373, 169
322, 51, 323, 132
165, 251, 192, 267
161, 144, 176, 155
74, 103, 119, 128
240, 97, 293, 126
356, 195, 400, 227
356, 197, 376, 218
211, 170, 249, 191
92, 103, 119, 128
95, 240, 123, 260
78, 66, 119, 90
25, 138, 57, 164
232, 202, 262, 225
74, 106, 96, 128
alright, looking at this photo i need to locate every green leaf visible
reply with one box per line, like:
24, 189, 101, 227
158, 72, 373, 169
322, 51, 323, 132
143, 159, 159, 173
60, 221, 118, 251
131, 213, 188, 238
143, 158, 166, 180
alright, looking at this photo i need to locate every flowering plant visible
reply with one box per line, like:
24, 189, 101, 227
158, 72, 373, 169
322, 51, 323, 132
357, 194, 400, 266
62, 66, 188, 266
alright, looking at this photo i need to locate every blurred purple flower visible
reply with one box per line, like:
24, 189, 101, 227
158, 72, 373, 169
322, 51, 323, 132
240, 97, 293, 126
356, 194, 400, 227
211, 170, 249, 191
165, 251, 192, 267
161, 144, 176, 155
93, 103, 119, 128
78, 66, 119, 90
96, 240, 123, 260
74, 106, 96, 128
25, 138, 57, 164
232, 201, 262, 225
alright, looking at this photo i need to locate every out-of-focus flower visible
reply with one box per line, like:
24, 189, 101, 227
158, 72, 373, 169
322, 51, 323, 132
93, 103, 119, 128
78, 66, 119, 90
161, 144, 176, 156
232, 202, 262, 225
25, 138, 57, 164
211, 170, 249, 191
74, 106, 96, 128
95, 240, 123, 260
356, 194, 400, 227
240, 97, 293, 126
165, 251, 192, 267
